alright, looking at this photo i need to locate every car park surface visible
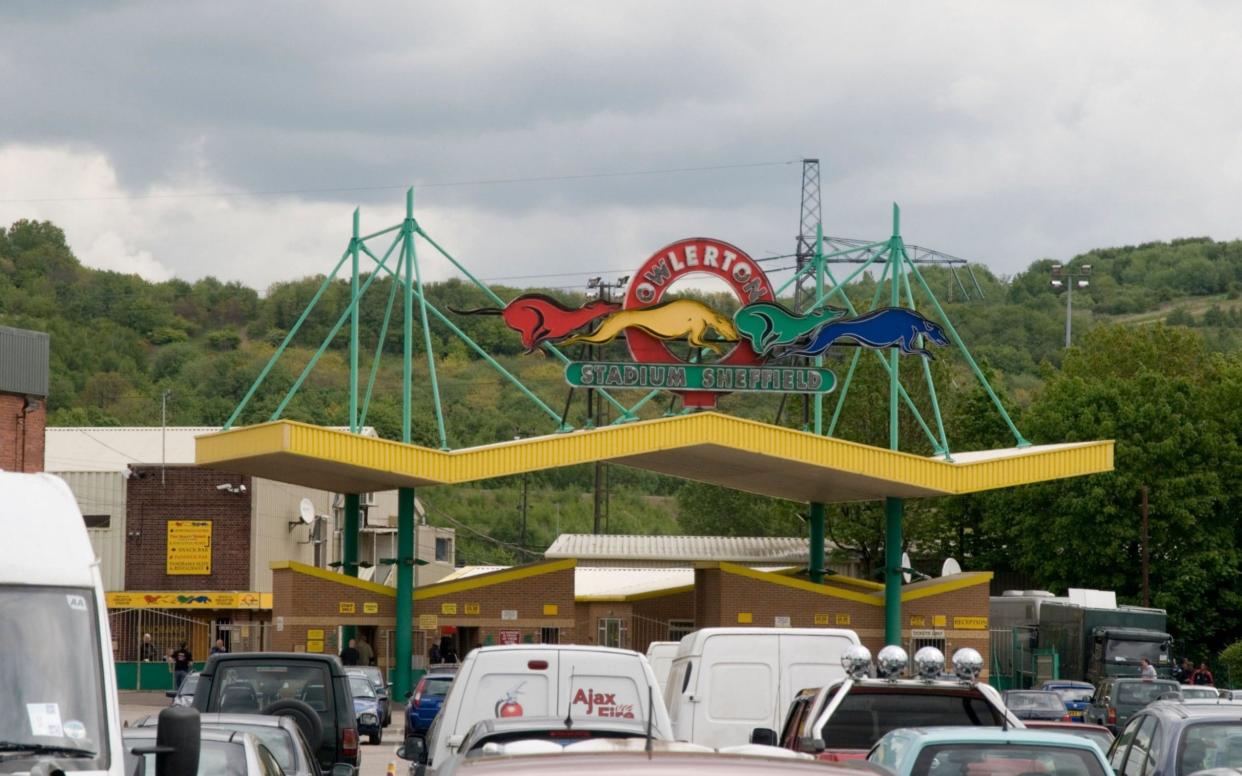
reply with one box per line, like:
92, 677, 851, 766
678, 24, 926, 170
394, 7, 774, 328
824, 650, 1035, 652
868, 726, 1112, 776
1108, 699, 1242, 776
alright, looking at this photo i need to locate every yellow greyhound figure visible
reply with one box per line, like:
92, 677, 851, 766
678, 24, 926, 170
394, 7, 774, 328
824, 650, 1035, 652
561, 299, 739, 354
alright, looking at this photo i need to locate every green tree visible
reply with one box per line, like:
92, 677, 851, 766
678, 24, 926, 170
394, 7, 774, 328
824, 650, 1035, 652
675, 482, 803, 537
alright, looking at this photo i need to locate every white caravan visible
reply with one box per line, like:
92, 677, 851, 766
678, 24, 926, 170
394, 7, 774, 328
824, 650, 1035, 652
423, 644, 673, 771
664, 627, 861, 748
645, 641, 680, 696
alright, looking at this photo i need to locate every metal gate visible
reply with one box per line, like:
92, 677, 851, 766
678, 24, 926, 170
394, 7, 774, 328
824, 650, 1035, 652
989, 625, 1055, 690
109, 608, 212, 664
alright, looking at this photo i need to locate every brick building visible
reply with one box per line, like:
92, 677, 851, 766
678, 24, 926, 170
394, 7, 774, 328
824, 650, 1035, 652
0, 326, 48, 473
266, 533, 992, 680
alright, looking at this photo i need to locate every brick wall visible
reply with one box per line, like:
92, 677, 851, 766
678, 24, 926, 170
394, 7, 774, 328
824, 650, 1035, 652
125, 467, 252, 590
0, 392, 44, 472
694, 565, 991, 659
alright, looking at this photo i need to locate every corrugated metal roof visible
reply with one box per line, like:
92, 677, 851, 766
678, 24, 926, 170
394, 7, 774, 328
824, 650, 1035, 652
0, 326, 50, 397
545, 534, 811, 563
46, 425, 377, 472
438, 564, 795, 599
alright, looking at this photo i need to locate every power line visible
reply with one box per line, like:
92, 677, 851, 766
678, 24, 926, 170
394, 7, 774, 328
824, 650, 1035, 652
0, 160, 799, 204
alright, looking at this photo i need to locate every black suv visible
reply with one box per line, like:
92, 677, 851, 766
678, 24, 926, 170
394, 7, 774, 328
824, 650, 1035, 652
193, 652, 360, 771
1108, 699, 1242, 776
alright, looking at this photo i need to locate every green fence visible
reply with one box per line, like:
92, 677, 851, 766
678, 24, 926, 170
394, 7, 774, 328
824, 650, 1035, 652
115, 661, 207, 692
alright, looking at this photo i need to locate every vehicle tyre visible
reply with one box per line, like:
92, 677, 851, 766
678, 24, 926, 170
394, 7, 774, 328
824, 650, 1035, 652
261, 699, 324, 752
370, 728, 382, 745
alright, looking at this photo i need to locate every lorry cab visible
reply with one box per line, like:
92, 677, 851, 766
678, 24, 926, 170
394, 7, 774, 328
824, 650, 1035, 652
1088, 627, 1174, 681
664, 627, 860, 749
424, 644, 672, 771
0, 472, 126, 775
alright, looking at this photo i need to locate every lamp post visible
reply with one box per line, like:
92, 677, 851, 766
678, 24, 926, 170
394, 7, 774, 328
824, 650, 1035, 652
1050, 264, 1091, 348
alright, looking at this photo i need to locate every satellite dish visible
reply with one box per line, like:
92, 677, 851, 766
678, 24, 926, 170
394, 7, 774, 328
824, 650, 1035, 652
298, 498, 315, 525
941, 557, 962, 576
901, 552, 912, 584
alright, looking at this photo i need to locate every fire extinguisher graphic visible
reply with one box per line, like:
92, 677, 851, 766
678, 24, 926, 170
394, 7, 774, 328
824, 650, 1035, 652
495, 682, 525, 717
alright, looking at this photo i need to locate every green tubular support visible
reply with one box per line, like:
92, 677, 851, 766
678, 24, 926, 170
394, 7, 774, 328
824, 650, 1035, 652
225, 246, 352, 429
813, 223, 826, 435
402, 196, 414, 444
361, 253, 567, 426
270, 232, 403, 421
350, 209, 360, 433
900, 252, 951, 459
359, 253, 403, 428
405, 190, 448, 450
415, 227, 631, 418
394, 487, 415, 700
343, 493, 360, 583
904, 247, 1029, 447
774, 240, 889, 296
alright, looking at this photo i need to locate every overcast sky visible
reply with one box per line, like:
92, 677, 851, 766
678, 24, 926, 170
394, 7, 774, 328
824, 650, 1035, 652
2, 1, 1240, 292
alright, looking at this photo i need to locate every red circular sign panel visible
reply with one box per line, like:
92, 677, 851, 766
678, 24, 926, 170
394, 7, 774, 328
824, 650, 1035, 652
624, 237, 775, 408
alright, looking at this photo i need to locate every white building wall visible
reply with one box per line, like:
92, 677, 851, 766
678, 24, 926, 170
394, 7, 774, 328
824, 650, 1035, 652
249, 478, 330, 592
56, 471, 127, 591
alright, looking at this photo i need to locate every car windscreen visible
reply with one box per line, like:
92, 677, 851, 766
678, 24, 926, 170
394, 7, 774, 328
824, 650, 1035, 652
913, 743, 1107, 776
1104, 639, 1165, 664
1178, 722, 1242, 776
1182, 687, 1218, 699
465, 729, 645, 757
208, 725, 293, 771
1007, 693, 1066, 711
422, 678, 453, 698
349, 677, 376, 699
0, 586, 109, 773
821, 690, 1004, 750
179, 674, 199, 695
1053, 688, 1093, 704
1116, 682, 1178, 705
211, 663, 332, 715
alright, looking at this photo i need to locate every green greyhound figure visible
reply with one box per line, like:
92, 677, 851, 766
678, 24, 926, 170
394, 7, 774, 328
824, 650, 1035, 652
733, 301, 847, 357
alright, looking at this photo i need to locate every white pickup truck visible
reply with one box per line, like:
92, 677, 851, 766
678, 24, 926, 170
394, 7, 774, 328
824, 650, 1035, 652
0, 472, 199, 776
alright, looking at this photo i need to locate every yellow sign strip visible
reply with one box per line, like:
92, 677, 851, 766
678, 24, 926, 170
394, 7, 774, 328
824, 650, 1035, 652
106, 591, 268, 609
900, 571, 994, 602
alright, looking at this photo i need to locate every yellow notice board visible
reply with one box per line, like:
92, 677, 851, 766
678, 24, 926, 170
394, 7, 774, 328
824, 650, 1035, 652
167, 521, 212, 575
953, 616, 988, 630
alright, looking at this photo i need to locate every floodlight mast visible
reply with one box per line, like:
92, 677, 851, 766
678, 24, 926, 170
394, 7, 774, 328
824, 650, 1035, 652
1050, 263, 1092, 348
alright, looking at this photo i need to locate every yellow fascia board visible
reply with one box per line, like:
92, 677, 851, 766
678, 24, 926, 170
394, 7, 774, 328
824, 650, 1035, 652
720, 563, 882, 606
414, 559, 576, 600
198, 414, 1114, 497
900, 572, 994, 602
576, 584, 695, 603
271, 560, 396, 597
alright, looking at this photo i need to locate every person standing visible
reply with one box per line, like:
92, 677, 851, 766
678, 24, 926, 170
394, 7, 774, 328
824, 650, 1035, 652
428, 642, 441, 665
210, 639, 227, 655
171, 641, 193, 690
339, 638, 360, 666
1139, 657, 1157, 680
1175, 658, 1194, 684
1192, 663, 1216, 686
356, 635, 374, 667
140, 633, 158, 663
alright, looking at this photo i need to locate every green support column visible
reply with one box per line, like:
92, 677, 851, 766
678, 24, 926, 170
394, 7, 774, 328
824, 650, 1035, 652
809, 502, 826, 584
394, 487, 415, 700
884, 497, 903, 645
342, 493, 360, 645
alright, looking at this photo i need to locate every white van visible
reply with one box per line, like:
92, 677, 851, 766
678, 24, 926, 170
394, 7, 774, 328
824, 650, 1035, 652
645, 641, 680, 696
424, 644, 673, 770
0, 472, 126, 775
664, 627, 860, 748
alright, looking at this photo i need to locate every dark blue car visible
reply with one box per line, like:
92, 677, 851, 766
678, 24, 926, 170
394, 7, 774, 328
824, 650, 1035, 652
404, 667, 457, 739
1041, 680, 1096, 723
349, 675, 384, 745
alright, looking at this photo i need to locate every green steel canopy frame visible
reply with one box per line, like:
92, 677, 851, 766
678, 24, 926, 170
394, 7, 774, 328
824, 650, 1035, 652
222, 190, 1044, 696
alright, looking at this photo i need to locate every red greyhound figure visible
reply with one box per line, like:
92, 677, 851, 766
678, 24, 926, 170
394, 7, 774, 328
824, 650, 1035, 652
452, 293, 621, 353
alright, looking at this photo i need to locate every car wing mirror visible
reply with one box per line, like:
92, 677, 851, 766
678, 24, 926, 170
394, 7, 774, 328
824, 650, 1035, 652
750, 728, 777, 746
330, 764, 355, 776
165, 691, 177, 698
398, 737, 426, 763
798, 736, 826, 753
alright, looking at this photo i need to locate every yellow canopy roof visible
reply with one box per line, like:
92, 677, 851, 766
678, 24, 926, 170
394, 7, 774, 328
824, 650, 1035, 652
195, 412, 1112, 503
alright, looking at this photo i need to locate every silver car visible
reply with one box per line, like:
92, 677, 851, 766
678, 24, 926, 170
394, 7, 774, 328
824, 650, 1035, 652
123, 727, 285, 775
138, 712, 324, 776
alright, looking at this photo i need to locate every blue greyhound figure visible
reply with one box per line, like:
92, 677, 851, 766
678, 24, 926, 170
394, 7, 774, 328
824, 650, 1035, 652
777, 307, 951, 359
